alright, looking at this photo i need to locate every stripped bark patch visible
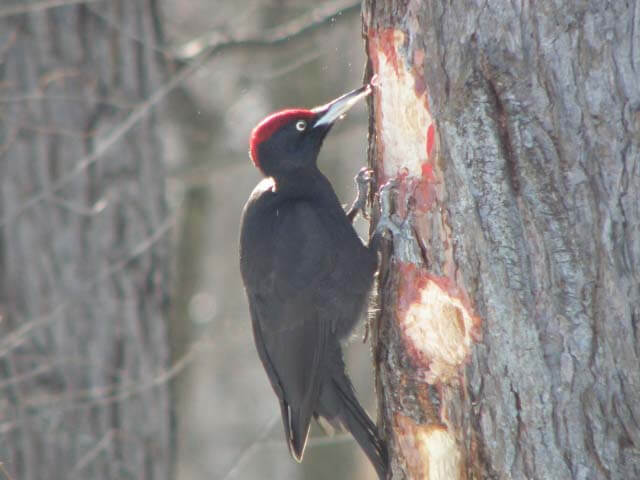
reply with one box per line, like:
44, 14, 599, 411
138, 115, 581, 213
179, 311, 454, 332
397, 263, 480, 384
395, 414, 462, 480
368, 28, 437, 185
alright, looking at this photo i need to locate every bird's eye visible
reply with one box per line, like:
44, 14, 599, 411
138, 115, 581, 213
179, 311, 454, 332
295, 120, 307, 132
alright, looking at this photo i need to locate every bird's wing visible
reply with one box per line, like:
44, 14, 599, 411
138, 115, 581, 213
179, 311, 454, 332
248, 290, 327, 461
247, 296, 294, 453
247, 201, 339, 461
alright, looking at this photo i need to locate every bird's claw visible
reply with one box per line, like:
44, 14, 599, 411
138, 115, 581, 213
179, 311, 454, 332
348, 167, 374, 221
355, 166, 373, 184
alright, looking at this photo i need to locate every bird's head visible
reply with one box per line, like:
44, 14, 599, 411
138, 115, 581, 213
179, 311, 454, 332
249, 84, 371, 178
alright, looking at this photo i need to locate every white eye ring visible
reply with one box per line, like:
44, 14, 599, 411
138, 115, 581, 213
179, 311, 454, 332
295, 120, 307, 131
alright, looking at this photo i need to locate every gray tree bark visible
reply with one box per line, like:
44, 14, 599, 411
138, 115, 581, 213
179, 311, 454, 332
0, 2, 172, 479
364, 1, 640, 479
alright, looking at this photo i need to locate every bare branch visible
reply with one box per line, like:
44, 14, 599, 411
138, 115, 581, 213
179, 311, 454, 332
0, 361, 58, 390
0, 0, 103, 18
0, 93, 136, 109
0, 463, 14, 480
79, 336, 204, 407
215, 422, 356, 479
174, 0, 361, 60
219, 415, 281, 480
47, 194, 108, 216
69, 430, 116, 478
0, 334, 207, 432
255, 49, 324, 81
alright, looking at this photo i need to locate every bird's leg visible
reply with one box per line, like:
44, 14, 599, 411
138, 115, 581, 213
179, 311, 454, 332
346, 167, 373, 223
372, 179, 424, 265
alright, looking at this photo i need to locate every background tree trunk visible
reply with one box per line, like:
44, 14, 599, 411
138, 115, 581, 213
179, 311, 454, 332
364, 1, 639, 479
0, 2, 172, 479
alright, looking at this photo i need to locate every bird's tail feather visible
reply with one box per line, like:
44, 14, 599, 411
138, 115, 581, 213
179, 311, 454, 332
332, 375, 388, 479
288, 313, 327, 461
288, 404, 311, 461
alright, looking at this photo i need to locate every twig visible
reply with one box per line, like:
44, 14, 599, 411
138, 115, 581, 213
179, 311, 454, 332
0, 0, 103, 18
0, 462, 14, 480
69, 429, 116, 477
174, 0, 361, 60
0, 334, 206, 440
216, 421, 356, 479
80, 337, 204, 407
218, 414, 281, 480
0, 93, 136, 109
0, 361, 57, 389
255, 50, 325, 81
6, 332, 203, 410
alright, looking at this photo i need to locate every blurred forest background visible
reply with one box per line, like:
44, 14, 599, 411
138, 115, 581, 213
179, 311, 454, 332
0, 0, 376, 479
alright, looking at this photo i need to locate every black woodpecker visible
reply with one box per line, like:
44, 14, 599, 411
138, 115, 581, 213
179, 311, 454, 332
239, 84, 387, 479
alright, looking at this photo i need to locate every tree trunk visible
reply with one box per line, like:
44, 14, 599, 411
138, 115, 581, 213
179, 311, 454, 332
364, 1, 640, 479
0, 2, 172, 479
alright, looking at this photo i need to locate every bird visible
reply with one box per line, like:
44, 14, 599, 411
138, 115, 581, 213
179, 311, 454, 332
239, 84, 387, 479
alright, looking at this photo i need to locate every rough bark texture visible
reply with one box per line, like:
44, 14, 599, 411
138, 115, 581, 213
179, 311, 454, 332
364, 1, 640, 479
0, 2, 172, 479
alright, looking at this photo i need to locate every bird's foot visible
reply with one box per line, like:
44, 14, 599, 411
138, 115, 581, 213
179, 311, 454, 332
373, 179, 424, 265
347, 167, 374, 222
374, 179, 400, 237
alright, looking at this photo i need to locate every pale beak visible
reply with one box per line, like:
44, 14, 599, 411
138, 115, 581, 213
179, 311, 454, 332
312, 84, 372, 128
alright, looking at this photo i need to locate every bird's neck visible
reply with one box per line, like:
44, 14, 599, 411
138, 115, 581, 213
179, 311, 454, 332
270, 168, 328, 199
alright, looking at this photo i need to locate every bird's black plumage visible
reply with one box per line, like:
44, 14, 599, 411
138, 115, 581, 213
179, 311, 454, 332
239, 86, 387, 479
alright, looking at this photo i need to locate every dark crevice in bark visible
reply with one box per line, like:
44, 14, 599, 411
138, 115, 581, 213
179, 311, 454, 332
484, 75, 520, 196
